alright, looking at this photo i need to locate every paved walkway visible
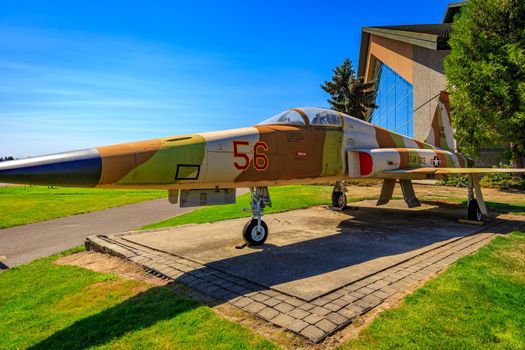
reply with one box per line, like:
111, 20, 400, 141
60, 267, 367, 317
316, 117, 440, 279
0, 199, 193, 268
0, 188, 250, 268
87, 211, 524, 343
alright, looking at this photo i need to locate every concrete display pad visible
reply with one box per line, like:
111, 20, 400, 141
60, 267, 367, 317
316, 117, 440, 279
88, 199, 524, 342
124, 200, 483, 301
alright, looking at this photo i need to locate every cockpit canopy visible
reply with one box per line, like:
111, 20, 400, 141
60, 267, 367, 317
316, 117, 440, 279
258, 107, 343, 127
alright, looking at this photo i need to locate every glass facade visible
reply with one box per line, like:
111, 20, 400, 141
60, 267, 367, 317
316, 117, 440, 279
370, 60, 414, 137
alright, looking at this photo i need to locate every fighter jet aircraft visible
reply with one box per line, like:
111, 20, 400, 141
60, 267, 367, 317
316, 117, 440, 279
1, 93, 523, 245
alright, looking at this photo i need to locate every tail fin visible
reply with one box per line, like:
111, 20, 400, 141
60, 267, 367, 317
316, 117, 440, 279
423, 91, 456, 151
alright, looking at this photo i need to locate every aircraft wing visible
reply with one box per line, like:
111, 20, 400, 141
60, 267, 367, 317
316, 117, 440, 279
379, 167, 525, 175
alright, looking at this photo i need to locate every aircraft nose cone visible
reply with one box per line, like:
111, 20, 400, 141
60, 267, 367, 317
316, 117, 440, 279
0, 149, 102, 187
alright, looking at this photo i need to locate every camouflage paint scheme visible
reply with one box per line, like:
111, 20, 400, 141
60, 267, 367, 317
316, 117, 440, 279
0, 100, 522, 189
94, 122, 346, 189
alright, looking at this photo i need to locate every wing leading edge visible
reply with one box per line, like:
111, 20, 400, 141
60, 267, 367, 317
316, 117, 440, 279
380, 167, 525, 175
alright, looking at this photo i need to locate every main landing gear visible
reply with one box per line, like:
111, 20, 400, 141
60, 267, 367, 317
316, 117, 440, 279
332, 181, 347, 209
242, 187, 271, 246
467, 174, 488, 222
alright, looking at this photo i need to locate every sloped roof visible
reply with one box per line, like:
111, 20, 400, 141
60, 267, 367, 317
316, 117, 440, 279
372, 23, 452, 39
357, 23, 452, 77
362, 23, 452, 51
357, 2, 466, 77
442, 1, 466, 23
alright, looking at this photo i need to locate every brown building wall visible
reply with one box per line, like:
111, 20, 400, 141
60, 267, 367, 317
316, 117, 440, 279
475, 149, 509, 167
412, 46, 449, 140
364, 34, 413, 84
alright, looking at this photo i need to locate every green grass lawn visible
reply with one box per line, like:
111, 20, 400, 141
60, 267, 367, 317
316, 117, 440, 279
2, 232, 524, 349
482, 201, 525, 215
342, 231, 525, 349
456, 199, 524, 215
2, 184, 521, 231
144, 185, 525, 231
419, 196, 525, 216
1, 183, 524, 349
143, 185, 378, 230
0, 247, 276, 350
0, 186, 165, 229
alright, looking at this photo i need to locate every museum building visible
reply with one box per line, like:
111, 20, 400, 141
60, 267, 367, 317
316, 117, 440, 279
357, 2, 501, 165
358, 2, 462, 140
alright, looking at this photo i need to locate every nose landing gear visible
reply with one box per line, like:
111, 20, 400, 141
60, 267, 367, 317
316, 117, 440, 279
242, 187, 271, 246
243, 219, 269, 245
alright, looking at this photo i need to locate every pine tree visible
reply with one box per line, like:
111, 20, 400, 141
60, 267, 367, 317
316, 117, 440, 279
321, 58, 376, 120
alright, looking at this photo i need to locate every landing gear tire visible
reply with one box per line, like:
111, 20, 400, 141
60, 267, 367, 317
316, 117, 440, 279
332, 191, 347, 209
243, 219, 268, 246
468, 199, 483, 221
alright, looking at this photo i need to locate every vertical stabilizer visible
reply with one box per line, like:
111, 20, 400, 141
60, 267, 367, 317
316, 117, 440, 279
424, 91, 456, 151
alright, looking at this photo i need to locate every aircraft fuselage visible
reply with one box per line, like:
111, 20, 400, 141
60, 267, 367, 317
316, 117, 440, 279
0, 108, 468, 189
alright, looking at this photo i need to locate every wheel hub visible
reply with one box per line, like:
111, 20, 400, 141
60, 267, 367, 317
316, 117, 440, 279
477, 209, 483, 221
251, 226, 265, 241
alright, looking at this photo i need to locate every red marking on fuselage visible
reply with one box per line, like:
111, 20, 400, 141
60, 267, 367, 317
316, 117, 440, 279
233, 140, 250, 170
253, 141, 269, 171
359, 152, 373, 176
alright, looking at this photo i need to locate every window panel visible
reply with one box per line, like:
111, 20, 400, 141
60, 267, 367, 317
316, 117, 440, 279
370, 61, 414, 137
398, 100, 407, 120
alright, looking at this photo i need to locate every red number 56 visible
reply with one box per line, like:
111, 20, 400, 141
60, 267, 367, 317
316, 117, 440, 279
233, 141, 269, 171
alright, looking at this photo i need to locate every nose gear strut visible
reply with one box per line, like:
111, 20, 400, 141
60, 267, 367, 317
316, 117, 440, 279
242, 187, 271, 245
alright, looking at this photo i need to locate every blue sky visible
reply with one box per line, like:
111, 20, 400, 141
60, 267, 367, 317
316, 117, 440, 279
1, 1, 451, 157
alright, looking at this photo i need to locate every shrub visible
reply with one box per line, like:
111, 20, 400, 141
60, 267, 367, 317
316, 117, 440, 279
438, 163, 525, 190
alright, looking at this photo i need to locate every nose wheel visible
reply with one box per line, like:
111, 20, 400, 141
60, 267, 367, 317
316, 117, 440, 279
243, 219, 268, 245
243, 187, 271, 246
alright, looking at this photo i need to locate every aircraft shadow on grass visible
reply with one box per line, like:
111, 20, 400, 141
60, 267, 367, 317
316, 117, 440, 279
28, 286, 198, 350
28, 204, 520, 348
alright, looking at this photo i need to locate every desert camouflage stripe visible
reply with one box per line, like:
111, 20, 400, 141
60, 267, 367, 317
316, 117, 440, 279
371, 125, 437, 150
424, 91, 455, 151
97, 134, 206, 186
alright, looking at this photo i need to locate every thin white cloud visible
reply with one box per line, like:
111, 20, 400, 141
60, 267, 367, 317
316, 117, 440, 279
0, 25, 326, 156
